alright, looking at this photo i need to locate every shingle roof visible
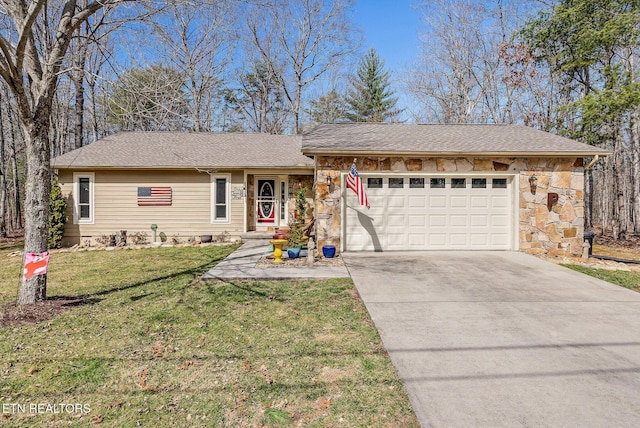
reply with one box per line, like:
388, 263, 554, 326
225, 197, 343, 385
52, 132, 314, 169
301, 123, 611, 156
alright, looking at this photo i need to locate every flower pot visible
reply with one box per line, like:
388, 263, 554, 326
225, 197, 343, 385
200, 235, 213, 243
287, 247, 301, 259
322, 245, 336, 258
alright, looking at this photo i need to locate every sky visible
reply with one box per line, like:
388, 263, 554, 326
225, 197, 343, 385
352, 0, 423, 118
353, 1, 422, 75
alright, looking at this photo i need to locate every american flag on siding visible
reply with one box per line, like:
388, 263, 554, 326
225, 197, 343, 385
137, 187, 172, 206
346, 160, 370, 209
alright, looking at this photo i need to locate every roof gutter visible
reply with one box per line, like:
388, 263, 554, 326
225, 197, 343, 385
302, 150, 612, 158
52, 165, 314, 170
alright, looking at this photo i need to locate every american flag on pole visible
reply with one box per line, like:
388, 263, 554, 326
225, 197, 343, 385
137, 187, 172, 206
346, 161, 370, 209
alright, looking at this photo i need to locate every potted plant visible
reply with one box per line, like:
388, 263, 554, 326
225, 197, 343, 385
287, 222, 304, 258
322, 244, 336, 258
287, 186, 307, 259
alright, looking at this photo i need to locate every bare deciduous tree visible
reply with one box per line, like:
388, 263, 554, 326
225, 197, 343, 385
107, 64, 191, 131
224, 61, 291, 134
407, 0, 541, 124
408, 0, 490, 123
0, 0, 144, 304
244, 0, 358, 133
152, 1, 237, 132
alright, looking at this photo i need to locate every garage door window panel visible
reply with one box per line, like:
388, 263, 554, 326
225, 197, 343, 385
451, 178, 466, 188
367, 178, 382, 188
492, 178, 508, 188
410, 178, 425, 188
389, 178, 404, 188
430, 178, 445, 188
472, 178, 487, 188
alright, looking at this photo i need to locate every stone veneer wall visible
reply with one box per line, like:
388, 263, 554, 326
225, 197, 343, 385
287, 175, 314, 223
314, 156, 585, 256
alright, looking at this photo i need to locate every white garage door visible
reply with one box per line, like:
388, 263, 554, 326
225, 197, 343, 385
345, 175, 513, 251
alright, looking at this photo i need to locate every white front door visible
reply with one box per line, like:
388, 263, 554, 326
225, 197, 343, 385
345, 175, 513, 251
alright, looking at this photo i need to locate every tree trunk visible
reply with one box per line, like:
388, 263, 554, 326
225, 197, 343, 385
0, 88, 6, 237
87, 75, 100, 143
630, 113, 640, 234
5, 97, 23, 230
0, 174, 6, 239
610, 134, 626, 240
17, 115, 52, 305
74, 38, 88, 149
191, 80, 202, 132
0, 115, 6, 238
9, 138, 22, 230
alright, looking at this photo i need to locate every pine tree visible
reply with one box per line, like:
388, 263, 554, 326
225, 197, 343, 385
345, 48, 401, 122
306, 90, 349, 123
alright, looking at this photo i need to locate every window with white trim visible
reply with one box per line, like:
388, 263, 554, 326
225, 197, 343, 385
74, 173, 94, 224
280, 180, 287, 223
211, 175, 231, 223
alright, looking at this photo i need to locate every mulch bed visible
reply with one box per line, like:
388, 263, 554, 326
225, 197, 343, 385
0, 296, 96, 328
256, 254, 344, 269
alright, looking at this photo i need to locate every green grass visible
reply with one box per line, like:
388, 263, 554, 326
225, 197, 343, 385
563, 264, 640, 293
0, 244, 417, 427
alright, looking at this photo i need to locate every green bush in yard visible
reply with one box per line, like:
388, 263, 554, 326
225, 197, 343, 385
48, 178, 66, 249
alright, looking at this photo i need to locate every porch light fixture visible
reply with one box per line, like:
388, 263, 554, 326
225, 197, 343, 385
297, 179, 303, 189
326, 175, 333, 186
529, 174, 538, 195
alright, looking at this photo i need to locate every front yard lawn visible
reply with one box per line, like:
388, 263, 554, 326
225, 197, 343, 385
0, 244, 417, 427
564, 264, 640, 293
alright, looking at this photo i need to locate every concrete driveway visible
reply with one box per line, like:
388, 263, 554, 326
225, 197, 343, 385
342, 251, 640, 427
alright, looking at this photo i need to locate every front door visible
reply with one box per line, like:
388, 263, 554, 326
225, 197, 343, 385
257, 179, 277, 226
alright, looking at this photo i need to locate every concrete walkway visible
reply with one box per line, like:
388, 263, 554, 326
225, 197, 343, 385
201, 240, 350, 280
342, 251, 640, 428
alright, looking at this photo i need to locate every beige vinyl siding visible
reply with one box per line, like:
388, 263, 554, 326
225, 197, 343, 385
58, 169, 244, 246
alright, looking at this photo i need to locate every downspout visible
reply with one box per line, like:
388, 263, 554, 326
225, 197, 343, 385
584, 155, 599, 170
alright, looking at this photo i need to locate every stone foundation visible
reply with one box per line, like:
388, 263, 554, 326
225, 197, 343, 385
314, 156, 585, 256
